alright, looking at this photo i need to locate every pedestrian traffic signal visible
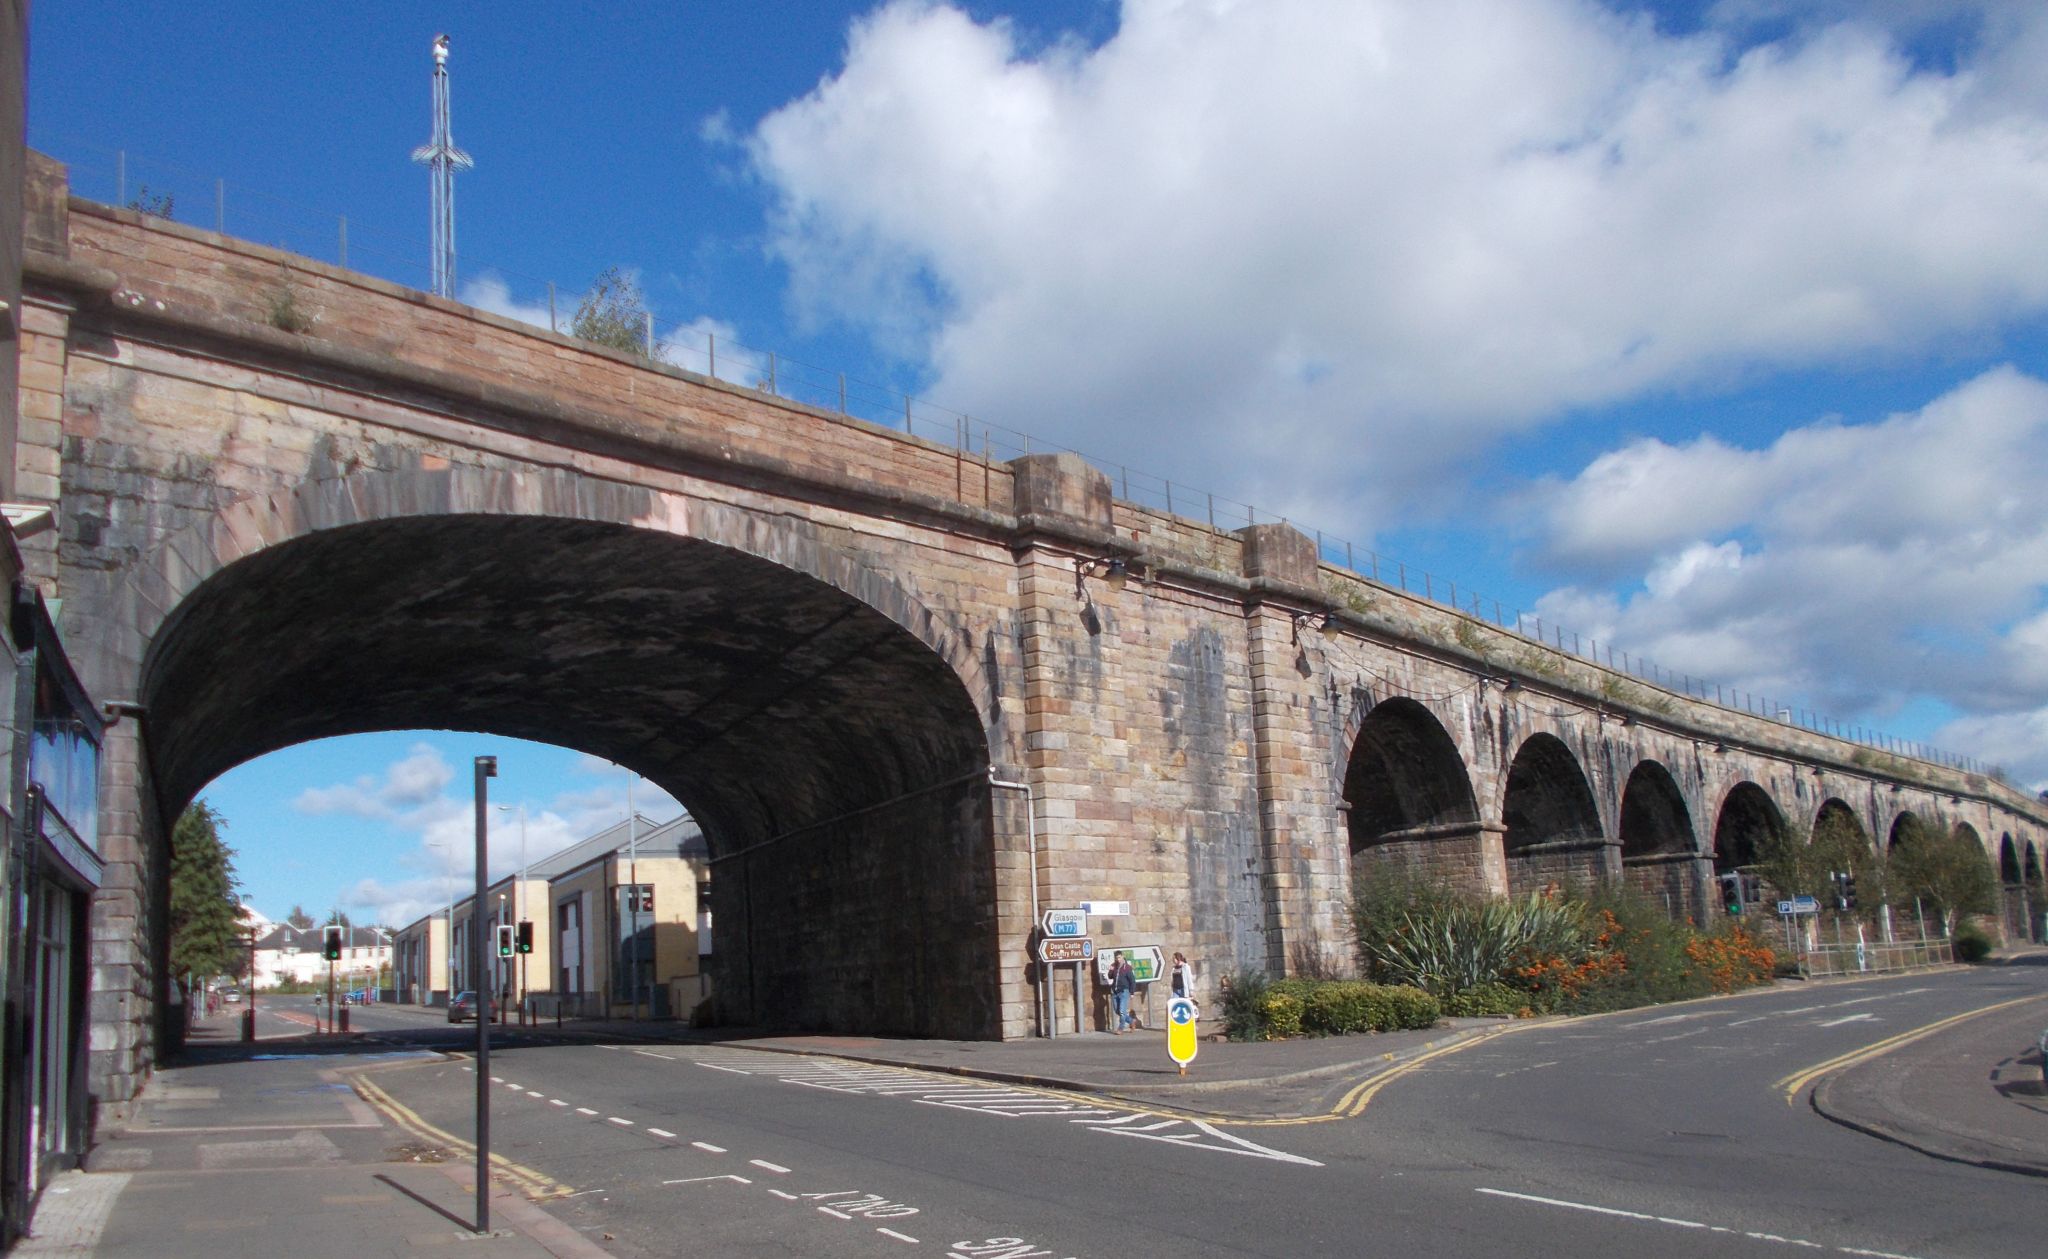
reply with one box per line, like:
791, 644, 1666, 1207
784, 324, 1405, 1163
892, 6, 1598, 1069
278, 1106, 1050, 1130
496, 924, 514, 958
1834, 870, 1858, 911
515, 920, 533, 954
322, 925, 343, 961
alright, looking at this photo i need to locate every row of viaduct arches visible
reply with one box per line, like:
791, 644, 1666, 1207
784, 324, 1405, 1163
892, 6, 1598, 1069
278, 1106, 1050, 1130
1341, 694, 2044, 921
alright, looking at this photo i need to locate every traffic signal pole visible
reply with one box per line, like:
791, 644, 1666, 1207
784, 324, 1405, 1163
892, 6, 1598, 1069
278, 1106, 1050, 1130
472, 755, 497, 1235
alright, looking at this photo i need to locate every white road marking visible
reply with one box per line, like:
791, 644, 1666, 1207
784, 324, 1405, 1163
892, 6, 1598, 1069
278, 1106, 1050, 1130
1623, 1013, 1697, 1027
692, 1141, 727, 1153
647, 1128, 677, 1139
769, 1189, 800, 1201
526, 1091, 545, 1098
1817, 1013, 1877, 1028
635, 1049, 674, 1060
878, 1227, 920, 1243
575, 1108, 598, 1116
750, 1159, 791, 1174
608, 1117, 634, 1126
549, 1099, 568, 1107
819, 1207, 854, 1220
489, 1076, 502, 1082
1475, 1188, 1927, 1258
663, 1175, 751, 1186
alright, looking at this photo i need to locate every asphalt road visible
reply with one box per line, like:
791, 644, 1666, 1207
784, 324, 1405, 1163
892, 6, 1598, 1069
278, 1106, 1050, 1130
356, 968, 2046, 1259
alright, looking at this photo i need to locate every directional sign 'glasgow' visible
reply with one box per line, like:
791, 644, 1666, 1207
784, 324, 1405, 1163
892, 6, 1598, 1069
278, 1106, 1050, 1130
1041, 908, 1087, 938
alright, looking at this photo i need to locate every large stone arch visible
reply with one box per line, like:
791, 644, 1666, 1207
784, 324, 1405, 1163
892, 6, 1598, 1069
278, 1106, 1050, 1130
1342, 696, 1493, 897
1500, 732, 1607, 895
1619, 760, 1705, 917
95, 463, 1018, 1095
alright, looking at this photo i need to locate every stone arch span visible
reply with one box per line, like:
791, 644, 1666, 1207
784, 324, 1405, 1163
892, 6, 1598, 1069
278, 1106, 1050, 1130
1500, 733, 1607, 895
1619, 760, 1704, 917
1343, 697, 1490, 895
124, 464, 1008, 1043
1712, 781, 1786, 912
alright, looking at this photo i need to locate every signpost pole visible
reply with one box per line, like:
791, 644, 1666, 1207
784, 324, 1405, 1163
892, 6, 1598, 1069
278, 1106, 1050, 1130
472, 755, 497, 1236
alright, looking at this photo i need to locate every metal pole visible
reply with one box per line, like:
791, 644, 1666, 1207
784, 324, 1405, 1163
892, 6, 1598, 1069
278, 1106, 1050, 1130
628, 777, 640, 1019
472, 755, 497, 1235
339, 216, 348, 268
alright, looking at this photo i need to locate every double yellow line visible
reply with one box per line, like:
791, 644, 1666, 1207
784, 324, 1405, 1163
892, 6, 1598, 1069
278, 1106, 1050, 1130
1775, 994, 2045, 1105
349, 1067, 574, 1200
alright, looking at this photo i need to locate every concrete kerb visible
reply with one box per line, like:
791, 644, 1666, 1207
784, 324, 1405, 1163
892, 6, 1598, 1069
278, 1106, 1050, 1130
1808, 1075, 2048, 1181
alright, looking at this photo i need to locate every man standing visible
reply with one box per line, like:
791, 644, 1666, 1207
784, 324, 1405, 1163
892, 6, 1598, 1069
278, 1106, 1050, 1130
1111, 952, 1136, 1033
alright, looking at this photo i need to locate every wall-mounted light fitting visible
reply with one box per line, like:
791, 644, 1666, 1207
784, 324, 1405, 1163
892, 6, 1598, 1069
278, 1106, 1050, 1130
1291, 612, 1342, 645
1074, 556, 1130, 601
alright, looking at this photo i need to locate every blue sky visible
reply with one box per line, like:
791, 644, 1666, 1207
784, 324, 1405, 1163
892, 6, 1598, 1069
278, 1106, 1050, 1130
27, 2, 2048, 922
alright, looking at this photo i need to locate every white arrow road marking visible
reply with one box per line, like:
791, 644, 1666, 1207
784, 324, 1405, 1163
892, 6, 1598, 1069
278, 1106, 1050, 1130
1818, 1013, 1878, 1028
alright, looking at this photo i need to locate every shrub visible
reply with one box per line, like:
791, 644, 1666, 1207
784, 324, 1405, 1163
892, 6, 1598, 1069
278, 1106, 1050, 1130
1259, 990, 1304, 1039
1385, 985, 1441, 1030
1952, 921, 1994, 963
1443, 982, 1528, 1018
1367, 892, 1588, 998
1221, 970, 1270, 1042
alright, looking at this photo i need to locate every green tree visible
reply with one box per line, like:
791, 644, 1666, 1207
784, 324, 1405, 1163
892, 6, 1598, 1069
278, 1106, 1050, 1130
169, 802, 242, 989
285, 905, 316, 930
1889, 819, 1997, 934
570, 266, 651, 356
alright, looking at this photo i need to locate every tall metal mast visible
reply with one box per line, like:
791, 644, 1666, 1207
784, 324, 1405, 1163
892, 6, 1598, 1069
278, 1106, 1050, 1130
411, 34, 473, 298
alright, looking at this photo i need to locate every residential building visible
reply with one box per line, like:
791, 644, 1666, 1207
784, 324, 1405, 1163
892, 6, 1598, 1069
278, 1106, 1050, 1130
392, 911, 451, 1006
544, 813, 711, 1020
250, 924, 391, 993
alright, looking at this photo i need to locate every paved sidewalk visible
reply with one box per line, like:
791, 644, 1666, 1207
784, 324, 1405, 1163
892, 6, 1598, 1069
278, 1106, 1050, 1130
13, 1012, 608, 1258
1810, 978, 2048, 1178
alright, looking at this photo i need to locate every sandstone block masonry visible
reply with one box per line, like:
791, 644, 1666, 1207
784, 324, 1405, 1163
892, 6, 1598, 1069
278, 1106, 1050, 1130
15, 162, 2047, 1115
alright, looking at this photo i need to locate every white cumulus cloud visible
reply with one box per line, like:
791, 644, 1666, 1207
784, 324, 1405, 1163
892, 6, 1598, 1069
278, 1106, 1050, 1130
748, 0, 2048, 532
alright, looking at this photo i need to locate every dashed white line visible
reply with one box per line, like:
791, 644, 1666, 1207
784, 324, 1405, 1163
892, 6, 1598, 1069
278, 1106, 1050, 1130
1474, 1188, 1927, 1258
575, 1108, 598, 1116
749, 1159, 790, 1174
526, 1090, 545, 1098
647, 1128, 677, 1140
549, 1099, 568, 1107
877, 1227, 919, 1244
692, 1141, 727, 1153
608, 1117, 634, 1127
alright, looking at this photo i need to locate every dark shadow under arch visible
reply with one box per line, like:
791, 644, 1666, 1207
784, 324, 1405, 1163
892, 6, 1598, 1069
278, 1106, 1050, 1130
1502, 733, 1606, 895
1343, 698, 1485, 893
144, 515, 998, 1039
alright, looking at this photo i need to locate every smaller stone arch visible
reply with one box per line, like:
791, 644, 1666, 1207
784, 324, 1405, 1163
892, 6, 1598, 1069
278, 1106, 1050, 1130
1501, 733, 1608, 896
1997, 833, 2027, 942
1618, 760, 1704, 919
1712, 781, 1787, 915
1998, 834, 2021, 885
1344, 697, 1490, 897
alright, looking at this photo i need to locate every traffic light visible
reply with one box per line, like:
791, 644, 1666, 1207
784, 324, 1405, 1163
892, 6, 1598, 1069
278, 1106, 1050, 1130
496, 924, 515, 959
515, 920, 533, 955
322, 925, 343, 961
1833, 870, 1858, 911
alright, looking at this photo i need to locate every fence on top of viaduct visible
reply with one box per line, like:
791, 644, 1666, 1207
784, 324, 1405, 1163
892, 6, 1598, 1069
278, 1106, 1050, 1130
15, 154, 2046, 1112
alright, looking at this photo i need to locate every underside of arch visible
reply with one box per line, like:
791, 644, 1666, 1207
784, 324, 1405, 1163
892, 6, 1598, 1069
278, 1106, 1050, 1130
1502, 733, 1607, 895
1344, 698, 1485, 893
143, 514, 999, 1037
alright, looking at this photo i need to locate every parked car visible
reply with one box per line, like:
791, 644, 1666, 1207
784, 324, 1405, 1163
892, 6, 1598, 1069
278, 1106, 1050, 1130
219, 988, 242, 1004
447, 991, 477, 1023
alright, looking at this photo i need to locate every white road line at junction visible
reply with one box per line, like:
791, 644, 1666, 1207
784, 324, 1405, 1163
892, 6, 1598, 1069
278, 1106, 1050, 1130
635, 1050, 674, 1059
750, 1160, 791, 1174
608, 1117, 634, 1126
877, 1227, 920, 1243
692, 1141, 727, 1153
1474, 1188, 1926, 1258
1623, 1013, 1697, 1027
1817, 1013, 1877, 1028
663, 1175, 752, 1186
575, 1108, 598, 1116
769, 1189, 800, 1201
526, 1091, 545, 1097
647, 1128, 677, 1139
697, 1062, 750, 1075
549, 1099, 568, 1107
819, 1207, 854, 1220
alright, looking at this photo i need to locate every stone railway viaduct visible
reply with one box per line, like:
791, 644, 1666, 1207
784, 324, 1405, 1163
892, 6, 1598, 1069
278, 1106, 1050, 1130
16, 158, 2048, 1110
